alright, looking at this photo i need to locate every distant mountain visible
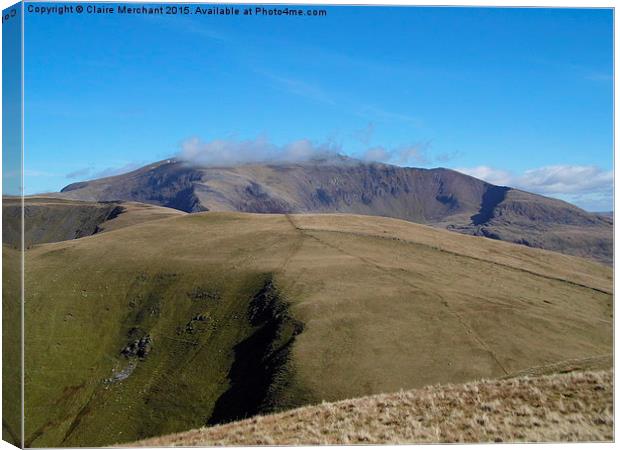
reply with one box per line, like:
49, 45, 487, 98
57, 158, 612, 264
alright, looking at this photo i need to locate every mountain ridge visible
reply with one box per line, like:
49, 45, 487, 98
56, 158, 612, 264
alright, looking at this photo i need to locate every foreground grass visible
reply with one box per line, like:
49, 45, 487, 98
19, 211, 612, 446
132, 370, 613, 446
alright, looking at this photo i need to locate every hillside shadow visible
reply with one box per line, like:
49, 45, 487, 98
471, 186, 510, 226
208, 278, 304, 425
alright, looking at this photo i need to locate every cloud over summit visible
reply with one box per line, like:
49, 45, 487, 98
177, 136, 343, 166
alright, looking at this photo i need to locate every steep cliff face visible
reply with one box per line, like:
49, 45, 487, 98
2, 197, 186, 248
2, 197, 123, 248
62, 160, 207, 212
57, 159, 612, 264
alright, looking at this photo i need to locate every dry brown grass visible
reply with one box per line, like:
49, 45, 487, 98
131, 370, 613, 446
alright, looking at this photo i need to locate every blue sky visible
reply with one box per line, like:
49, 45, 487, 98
22, 5, 613, 210
3, 3, 21, 196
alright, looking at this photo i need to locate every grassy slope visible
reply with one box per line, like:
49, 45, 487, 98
134, 369, 613, 445
3, 198, 185, 446
95, 201, 185, 233
3, 197, 186, 248
21, 212, 612, 446
24, 213, 304, 447
2, 246, 22, 447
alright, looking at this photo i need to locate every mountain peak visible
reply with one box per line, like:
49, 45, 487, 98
56, 159, 612, 264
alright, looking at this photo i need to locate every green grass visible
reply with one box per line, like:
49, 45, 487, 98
17, 211, 613, 446
24, 267, 288, 446
2, 245, 22, 447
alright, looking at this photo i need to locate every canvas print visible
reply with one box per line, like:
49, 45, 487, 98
2, 2, 614, 447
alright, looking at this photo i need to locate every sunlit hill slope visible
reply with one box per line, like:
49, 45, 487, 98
2, 199, 612, 446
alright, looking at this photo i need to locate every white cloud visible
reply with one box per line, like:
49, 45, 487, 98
394, 145, 429, 165
178, 136, 342, 166
362, 146, 391, 163
518, 165, 613, 195
455, 166, 513, 186
362, 143, 429, 166
455, 164, 613, 211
